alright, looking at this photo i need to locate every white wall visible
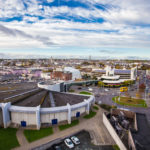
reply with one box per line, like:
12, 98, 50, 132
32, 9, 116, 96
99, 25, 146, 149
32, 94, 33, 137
11, 112, 37, 126
131, 67, 137, 80
41, 73, 51, 80
0, 108, 3, 126
64, 67, 81, 80
71, 107, 86, 117
41, 112, 68, 123
38, 82, 61, 92
103, 113, 127, 150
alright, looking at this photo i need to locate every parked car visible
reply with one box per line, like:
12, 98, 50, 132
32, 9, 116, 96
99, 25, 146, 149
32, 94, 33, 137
54, 145, 62, 150
64, 138, 74, 148
88, 88, 93, 91
71, 136, 80, 145
104, 89, 109, 92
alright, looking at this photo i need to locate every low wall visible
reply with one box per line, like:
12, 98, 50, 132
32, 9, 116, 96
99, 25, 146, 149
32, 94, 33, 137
103, 113, 127, 150
134, 113, 138, 131
128, 130, 136, 150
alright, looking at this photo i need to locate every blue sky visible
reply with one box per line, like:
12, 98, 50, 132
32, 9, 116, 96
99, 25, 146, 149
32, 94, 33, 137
0, 0, 150, 59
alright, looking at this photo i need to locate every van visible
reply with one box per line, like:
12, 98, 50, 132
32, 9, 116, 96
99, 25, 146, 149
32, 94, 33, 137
120, 87, 128, 92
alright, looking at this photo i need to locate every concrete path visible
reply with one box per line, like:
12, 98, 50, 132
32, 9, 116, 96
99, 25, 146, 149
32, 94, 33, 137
16, 128, 28, 146
13, 108, 115, 150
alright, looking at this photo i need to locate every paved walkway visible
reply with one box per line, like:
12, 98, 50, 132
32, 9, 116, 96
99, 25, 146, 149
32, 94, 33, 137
13, 108, 115, 150
16, 128, 28, 146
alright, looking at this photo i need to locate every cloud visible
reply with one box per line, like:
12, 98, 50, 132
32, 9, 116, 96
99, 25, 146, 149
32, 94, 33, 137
0, 24, 55, 46
99, 50, 123, 54
0, 0, 150, 56
47, 0, 54, 3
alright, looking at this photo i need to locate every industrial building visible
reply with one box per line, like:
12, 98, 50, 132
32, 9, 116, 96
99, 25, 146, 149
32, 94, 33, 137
0, 81, 95, 129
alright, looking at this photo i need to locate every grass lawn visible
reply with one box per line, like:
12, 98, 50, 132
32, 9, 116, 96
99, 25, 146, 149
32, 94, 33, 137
112, 96, 147, 108
79, 91, 92, 95
24, 127, 53, 142
59, 120, 79, 131
84, 111, 96, 119
93, 106, 99, 110
0, 128, 19, 150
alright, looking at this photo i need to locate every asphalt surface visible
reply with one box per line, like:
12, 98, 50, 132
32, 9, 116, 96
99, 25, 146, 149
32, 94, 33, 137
52, 92, 88, 106
0, 82, 38, 101
0, 82, 37, 91
15, 90, 47, 107
132, 113, 150, 150
47, 131, 113, 150
0, 88, 38, 100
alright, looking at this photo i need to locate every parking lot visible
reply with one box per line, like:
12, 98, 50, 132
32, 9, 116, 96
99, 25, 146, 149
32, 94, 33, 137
47, 131, 113, 150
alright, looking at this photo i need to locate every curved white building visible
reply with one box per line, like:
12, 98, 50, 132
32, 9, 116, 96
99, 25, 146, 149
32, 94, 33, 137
64, 67, 81, 80
0, 81, 95, 129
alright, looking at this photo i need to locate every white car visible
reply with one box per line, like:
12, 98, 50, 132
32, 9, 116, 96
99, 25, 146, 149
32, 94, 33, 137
88, 88, 93, 92
71, 136, 80, 145
64, 138, 74, 148
104, 89, 109, 92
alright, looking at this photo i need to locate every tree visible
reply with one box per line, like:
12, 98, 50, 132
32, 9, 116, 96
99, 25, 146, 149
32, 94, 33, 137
92, 76, 97, 80
123, 80, 134, 86
115, 64, 123, 69
139, 83, 146, 90
82, 74, 91, 80
75, 65, 81, 69
98, 81, 104, 87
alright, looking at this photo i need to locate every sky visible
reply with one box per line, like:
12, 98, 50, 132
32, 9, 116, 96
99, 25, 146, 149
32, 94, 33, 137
0, 0, 150, 59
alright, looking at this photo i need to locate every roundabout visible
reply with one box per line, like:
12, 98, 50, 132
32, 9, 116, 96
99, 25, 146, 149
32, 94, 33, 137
112, 96, 147, 108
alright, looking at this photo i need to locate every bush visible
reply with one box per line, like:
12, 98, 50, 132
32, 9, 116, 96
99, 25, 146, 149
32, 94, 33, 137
79, 91, 92, 95
84, 111, 96, 119
59, 120, 79, 131
113, 145, 120, 150
93, 106, 99, 110
98, 81, 104, 87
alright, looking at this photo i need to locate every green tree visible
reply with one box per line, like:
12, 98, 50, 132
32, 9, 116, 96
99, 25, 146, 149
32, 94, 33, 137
98, 81, 104, 87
